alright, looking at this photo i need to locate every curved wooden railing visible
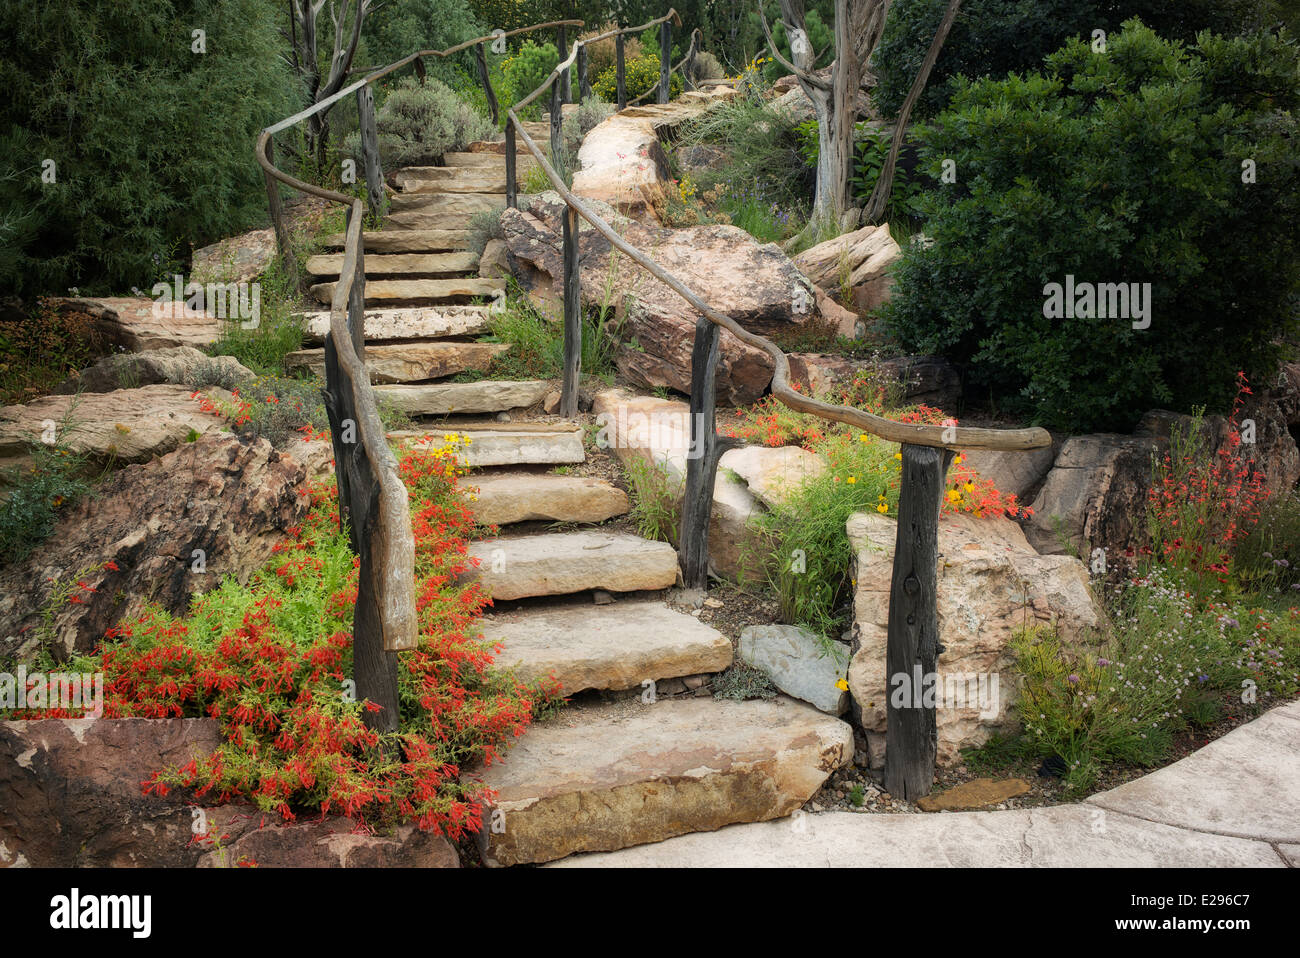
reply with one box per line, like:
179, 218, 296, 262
257, 7, 1051, 793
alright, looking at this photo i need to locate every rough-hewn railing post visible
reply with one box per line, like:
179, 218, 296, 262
883, 443, 954, 799
577, 42, 591, 102
680, 315, 741, 589
505, 118, 517, 209
356, 86, 385, 219
414, 56, 426, 86
557, 24, 570, 104
475, 42, 499, 126
616, 32, 627, 111
262, 140, 297, 285
560, 205, 581, 417
658, 20, 671, 104
550, 81, 563, 172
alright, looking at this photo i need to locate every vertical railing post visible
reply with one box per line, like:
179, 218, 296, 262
356, 85, 385, 220
577, 42, 591, 102
680, 316, 740, 589
505, 117, 518, 209
658, 20, 671, 104
616, 32, 627, 111
262, 139, 297, 286
560, 205, 581, 417
550, 80, 563, 174
475, 42, 499, 126
883, 443, 954, 800
557, 24, 570, 105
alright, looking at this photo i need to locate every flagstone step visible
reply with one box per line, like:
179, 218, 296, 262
387, 192, 505, 216
298, 305, 492, 343
469, 473, 627, 525
391, 426, 584, 468
286, 342, 507, 383
309, 277, 506, 305
483, 599, 731, 694
321, 229, 474, 252
305, 251, 480, 278
392, 167, 507, 194
469, 696, 854, 865
465, 530, 678, 600
444, 151, 537, 168
375, 380, 551, 416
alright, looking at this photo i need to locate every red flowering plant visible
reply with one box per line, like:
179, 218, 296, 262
1144, 372, 1270, 594
76, 437, 559, 838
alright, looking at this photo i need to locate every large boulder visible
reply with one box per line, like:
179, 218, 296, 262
792, 223, 901, 313
53, 297, 222, 351
502, 194, 833, 405
0, 433, 309, 661
0, 717, 458, 867
55, 346, 254, 394
845, 511, 1102, 767
0, 384, 232, 472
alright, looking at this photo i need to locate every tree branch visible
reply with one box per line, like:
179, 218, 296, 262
758, 2, 830, 91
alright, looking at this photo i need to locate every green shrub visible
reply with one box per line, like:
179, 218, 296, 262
0, 0, 299, 296
884, 22, 1300, 432
624, 457, 679, 544
872, 0, 1283, 120
501, 40, 559, 119
577, 24, 644, 80
592, 54, 682, 103
478, 287, 616, 382
759, 8, 834, 83
562, 97, 615, 153
0, 440, 95, 567
692, 50, 725, 82
348, 77, 493, 167
362, 0, 482, 78
1236, 492, 1300, 594
207, 251, 306, 376
795, 120, 929, 223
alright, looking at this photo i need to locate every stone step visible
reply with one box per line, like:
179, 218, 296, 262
391, 426, 585, 468
305, 251, 480, 278
387, 192, 505, 215
392, 167, 507, 194
470, 696, 854, 865
444, 152, 537, 168
466, 138, 538, 156
483, 599, 731, 695
464, 530, 678, 600
286, 342, 507, 384
375, 380, 551, 416
470, 472, 626, 524
298, 305, 492, 344
321, 229, 474, 252
309, 277, 506, 305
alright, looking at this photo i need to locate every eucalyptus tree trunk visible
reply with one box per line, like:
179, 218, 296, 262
864, 0, 962, 224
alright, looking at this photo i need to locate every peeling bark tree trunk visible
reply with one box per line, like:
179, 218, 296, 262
865, 0, 962, 224
289, 0, 372, 171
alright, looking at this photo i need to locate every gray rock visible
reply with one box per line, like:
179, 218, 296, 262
739, 624, 849, 715
56, 346, 255, 394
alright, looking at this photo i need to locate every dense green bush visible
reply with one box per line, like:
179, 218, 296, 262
0, 0, 299, 296
884, 22, 1300, 432
501, 40, 560, 119
349, 77, 493, 167
363, 0, 482, 77
873, 0, 1287, 120
592, 55, 682, 103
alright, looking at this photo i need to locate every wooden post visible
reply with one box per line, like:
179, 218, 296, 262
505, 118, 517, 208
262, 139, 297, 286
577, 43, 591, 102
559, 205, 581, 418
616, 32, 627, 111
356, 85, 385, 219
658, 20, 671, 104
322, 206, 400, 733
883, 443, 954, 800
557, 24, 570, 105
683, 30, 698, 93
414, 56, 426, 86
679, 316, 741, 590
550, 81, 563, 174
475, 42, 499, 126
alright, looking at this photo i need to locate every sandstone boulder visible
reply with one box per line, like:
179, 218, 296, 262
785, 353, 961, 410
55, 346, 254, 394
0, 384, 232, 472
845, 511, 1102, 766
722, 444, 826, 509
503, 194, 832, 405
55, 297, 223, 351
793, 223, 901, 312
0, 434, 309, 660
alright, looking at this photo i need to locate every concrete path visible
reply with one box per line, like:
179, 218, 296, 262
547, 699, 1300, 867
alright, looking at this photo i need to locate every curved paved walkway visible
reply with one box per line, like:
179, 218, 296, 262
548, 700, 1300, 867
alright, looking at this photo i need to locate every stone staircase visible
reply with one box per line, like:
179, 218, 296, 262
295, 127, 552, 419
391, 412, 853, 868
